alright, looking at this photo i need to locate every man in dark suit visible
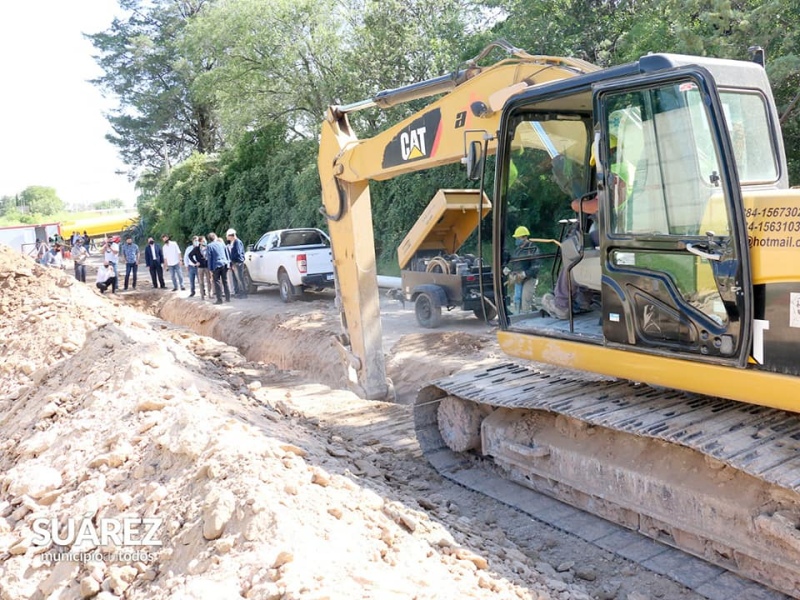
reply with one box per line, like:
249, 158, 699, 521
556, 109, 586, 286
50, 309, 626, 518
144, 237, 166, 289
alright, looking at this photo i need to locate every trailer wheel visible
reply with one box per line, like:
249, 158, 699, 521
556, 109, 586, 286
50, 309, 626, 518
473, 301, 497, 322
415, 292, 442, 328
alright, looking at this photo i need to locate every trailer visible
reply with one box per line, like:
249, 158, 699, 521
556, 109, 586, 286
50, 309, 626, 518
397, 189, 494, 328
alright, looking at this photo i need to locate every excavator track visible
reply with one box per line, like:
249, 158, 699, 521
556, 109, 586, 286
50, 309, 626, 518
414, 362, 800, 598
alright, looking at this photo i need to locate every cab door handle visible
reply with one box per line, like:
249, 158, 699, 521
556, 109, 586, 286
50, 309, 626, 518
685, 242, 721, 261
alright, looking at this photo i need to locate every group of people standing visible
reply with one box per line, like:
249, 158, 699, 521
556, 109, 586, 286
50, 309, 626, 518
41, 227, 249, 305
142, 228, 247, 305
63, 233, 140, 294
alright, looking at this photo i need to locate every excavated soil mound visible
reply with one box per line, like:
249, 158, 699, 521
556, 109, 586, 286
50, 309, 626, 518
0, 246, 573, 600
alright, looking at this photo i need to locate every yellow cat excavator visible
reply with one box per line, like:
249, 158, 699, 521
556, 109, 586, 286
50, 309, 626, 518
318, 40, 800, 596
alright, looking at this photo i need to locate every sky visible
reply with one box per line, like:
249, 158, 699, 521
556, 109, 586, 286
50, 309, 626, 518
0, 0, 137, 208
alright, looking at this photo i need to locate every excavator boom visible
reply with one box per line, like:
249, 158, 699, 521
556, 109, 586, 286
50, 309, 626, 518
319, 41, 596, 398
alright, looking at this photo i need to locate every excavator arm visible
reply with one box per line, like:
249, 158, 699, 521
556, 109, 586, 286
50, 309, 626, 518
318, 40, 597, 399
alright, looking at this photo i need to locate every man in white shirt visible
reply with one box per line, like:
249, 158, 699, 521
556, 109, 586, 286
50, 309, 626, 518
103, 236, 120, 278
161, 234, 185, 291
95, 262, 117, 294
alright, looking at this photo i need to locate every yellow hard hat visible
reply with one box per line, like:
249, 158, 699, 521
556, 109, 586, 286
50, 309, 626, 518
590, 133, 617, 167
513, 226, 530, 238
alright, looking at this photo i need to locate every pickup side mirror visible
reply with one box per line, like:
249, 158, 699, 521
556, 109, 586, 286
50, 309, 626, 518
247, 244, 254, 252
465, 140, 483, 181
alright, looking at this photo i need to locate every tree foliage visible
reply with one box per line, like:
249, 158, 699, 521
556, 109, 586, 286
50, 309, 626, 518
141, 122, 324, 247
182, 0, 346, 143
179, 0, 478, 143
0, 195, 17, 218
485, 0, 640, 66
18, 186, 64, 216
91, 0, 800, 260
86, 0, 220, 175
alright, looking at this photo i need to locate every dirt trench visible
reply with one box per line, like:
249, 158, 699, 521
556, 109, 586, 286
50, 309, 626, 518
143, 287, 720, 600
1, 248, 565, 600
153, 290, 501, 403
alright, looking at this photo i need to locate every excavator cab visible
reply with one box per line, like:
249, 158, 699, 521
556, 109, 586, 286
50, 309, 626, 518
491, 57, 790, 372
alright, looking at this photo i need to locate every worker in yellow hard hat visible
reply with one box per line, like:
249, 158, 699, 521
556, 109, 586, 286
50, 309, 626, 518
506, 225, 540, 314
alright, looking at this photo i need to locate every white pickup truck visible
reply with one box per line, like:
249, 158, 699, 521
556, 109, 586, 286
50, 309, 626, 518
243, 228, 335, 302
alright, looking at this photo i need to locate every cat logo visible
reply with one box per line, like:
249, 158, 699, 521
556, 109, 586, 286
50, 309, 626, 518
401, 127, 427, 160
382, 109, 441, 168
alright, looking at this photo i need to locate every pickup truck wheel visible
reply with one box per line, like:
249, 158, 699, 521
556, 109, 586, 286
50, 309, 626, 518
278, 271, 296, 303
244, 267, 258, 294
415, 292, 442, 328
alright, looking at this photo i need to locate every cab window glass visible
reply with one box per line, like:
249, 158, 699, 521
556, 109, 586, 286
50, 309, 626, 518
501, 114, 591, 316
718, 91, 778, 183
606, 82, 730, 237
255, 234, 272, 251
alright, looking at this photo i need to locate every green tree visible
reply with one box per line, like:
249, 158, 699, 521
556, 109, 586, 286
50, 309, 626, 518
87, 0, 220, 174
100, 0, 800, 259
486, 0, 639, 66
342, 0, 480, 99
91, 199, 125, 210
182, 0, 347, 143
0, 194, 16, 217
151, 152, 220, 243
19, 186, 63, 216
182, 0, 478, 143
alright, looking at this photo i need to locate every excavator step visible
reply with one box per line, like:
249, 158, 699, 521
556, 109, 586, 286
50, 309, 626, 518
415, 362, 800, 598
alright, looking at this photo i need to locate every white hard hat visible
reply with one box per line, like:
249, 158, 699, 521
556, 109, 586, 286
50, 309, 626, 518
226, 228, 236, 236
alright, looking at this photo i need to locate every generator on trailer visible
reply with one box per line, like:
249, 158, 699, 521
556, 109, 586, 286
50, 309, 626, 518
397, 188, 495, 328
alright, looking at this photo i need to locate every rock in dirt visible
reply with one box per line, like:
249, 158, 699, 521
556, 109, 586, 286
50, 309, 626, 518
202, 488, 236, 540
80, 576, 101, 598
